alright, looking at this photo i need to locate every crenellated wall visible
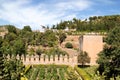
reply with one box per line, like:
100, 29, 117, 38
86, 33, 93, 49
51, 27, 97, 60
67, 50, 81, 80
7, 54, 78, 67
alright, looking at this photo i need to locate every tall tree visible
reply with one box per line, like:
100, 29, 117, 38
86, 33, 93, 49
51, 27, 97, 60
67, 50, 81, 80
13, 39, 26, 56
58, 32, 67, 45
4, 32, 17, 42
22, 25, 32, 32
97, 26, 120, 80
40, 30, 58, 47
6, 25, 17, 34
78, 51, 90, 67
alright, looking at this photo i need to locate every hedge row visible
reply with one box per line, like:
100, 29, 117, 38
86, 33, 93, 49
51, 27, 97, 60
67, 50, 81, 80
32, 64, 69, 68
74, 66, 91, 80
20, 65, 31, 80
24, 65, 31, 74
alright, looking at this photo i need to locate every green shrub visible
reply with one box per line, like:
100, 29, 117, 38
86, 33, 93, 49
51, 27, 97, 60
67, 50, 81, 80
36, 48, 43, 55
24, 65, 31, 74
65, 42, 73, 48
74, 66, 91, 80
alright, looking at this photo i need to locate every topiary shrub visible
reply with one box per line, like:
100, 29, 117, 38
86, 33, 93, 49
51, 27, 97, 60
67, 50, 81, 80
65, 42, 73, 48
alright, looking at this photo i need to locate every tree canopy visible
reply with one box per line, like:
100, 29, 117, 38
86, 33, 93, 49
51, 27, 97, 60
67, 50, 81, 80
58, 32, 67, 45
22, 25, 32, 32
78, 51, 90, 67
7, 25, 17, 34
97, 26, 120, 80
0, 37, 4, 79
52, 15, 120, 32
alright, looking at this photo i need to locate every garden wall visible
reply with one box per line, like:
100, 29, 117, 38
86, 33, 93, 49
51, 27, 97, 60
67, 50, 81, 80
7, 54, 78, 67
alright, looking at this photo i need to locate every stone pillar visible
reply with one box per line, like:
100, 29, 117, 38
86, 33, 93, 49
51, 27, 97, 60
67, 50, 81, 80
55, 55, 58, 65
31, 55, 34, 64
73, 54, 78, 67
59, 54, 63, 64
45, 55, 49, 64
50, 55, 53, 64
40, 54, 44, 64
35, 55, 39, 64
7, 54, 10, 59
25, 55, 30, 65
16, 55, 20, 60
69, 55, 73, 66
21, 55, 24, 62
64, 55, 68, 65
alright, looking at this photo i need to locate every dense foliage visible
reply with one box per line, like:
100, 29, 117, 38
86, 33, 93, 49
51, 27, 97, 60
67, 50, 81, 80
3, 57, 24, 80
0, 37, 24, 80
22, 25, 32, 32
0, 37, 4, 79
40, 30, 58, 47
52, 15, 120, 32
0, 25, 60, 56
77, 65, 120, 80
45, 48, 68, 56
97, 26, 120, 80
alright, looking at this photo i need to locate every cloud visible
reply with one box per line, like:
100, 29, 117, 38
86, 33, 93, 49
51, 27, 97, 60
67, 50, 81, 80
0, 0, 92, 30
56, 0, 92, 11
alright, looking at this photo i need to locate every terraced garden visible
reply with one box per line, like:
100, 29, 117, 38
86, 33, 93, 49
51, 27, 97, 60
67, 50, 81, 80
25, 65, 81, 80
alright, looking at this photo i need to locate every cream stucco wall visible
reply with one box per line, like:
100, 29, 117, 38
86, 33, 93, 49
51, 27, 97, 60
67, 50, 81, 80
81, 35, 104, 65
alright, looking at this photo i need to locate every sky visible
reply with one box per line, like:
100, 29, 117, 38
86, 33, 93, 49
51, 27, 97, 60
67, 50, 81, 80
0, 0, 120, 31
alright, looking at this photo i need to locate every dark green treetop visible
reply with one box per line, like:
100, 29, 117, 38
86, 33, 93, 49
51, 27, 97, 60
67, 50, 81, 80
97, 26, 120, 80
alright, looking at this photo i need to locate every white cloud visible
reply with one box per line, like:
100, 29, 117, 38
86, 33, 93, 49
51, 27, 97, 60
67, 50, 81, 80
0, 0, 92, 31
56, 0, 92, 11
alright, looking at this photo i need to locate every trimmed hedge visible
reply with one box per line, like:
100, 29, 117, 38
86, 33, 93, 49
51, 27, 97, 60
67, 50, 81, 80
20, 65, 31, 80
32, 64, 69, 68
74, 66, 91, 80
24, 65, 31, 74
21, 77, 28, 80
65, 42, 73, 48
